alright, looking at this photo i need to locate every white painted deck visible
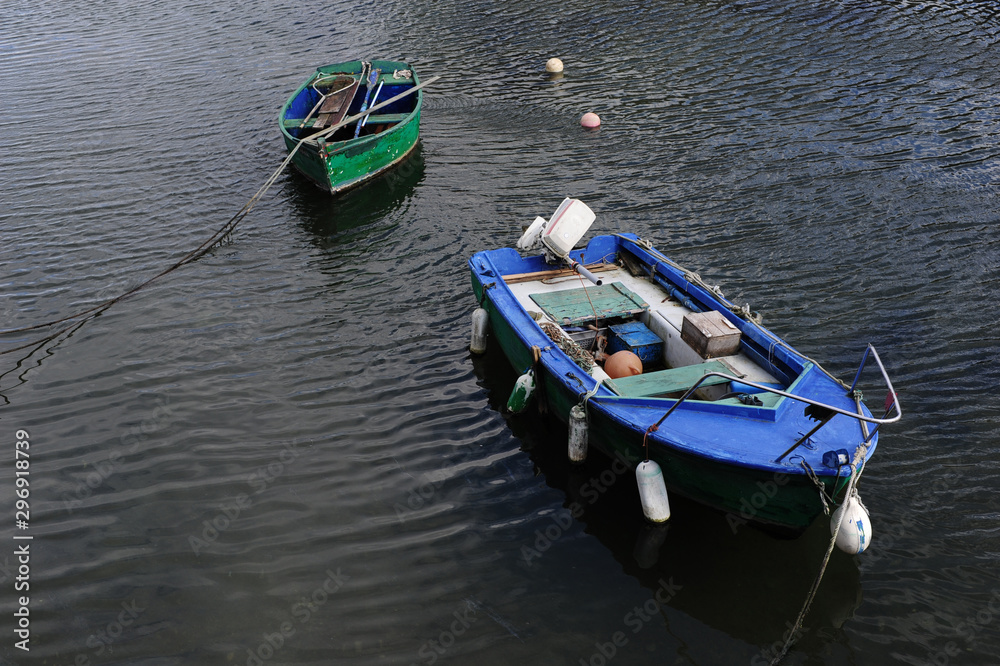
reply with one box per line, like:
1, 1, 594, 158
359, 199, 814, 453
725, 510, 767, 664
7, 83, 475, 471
504, 266, 780, 395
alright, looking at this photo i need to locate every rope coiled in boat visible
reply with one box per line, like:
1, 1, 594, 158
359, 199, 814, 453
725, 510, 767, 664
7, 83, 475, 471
539, 321, 595, 372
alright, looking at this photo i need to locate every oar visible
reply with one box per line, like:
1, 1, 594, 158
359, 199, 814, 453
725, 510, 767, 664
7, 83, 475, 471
360, 80, 384, 128
774, 403, 836, 462
353, 68, 381, 138
305, 75, 441, 143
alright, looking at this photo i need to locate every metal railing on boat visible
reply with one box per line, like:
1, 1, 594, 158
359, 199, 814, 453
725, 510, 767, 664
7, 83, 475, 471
593, 344, 901, 463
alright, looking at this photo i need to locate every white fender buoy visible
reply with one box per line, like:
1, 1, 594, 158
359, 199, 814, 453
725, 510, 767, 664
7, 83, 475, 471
636, 460, 671, 523
470, 307, 489, 354
568, 404, 588, 463
506, 369, 535, 413
831, 491, 872, 554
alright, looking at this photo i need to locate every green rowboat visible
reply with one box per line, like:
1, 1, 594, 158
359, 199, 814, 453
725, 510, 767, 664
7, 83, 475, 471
279, 59, 423, 194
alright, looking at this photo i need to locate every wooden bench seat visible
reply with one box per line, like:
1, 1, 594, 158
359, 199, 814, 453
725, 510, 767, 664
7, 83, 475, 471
362, 113, 410, 124
606, 360, 735, 398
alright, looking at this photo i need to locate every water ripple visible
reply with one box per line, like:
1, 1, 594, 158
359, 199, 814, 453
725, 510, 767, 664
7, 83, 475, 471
4, 0, 1000, 664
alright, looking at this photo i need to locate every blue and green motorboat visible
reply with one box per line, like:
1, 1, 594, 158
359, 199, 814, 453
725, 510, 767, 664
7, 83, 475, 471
469, 198, 901, 532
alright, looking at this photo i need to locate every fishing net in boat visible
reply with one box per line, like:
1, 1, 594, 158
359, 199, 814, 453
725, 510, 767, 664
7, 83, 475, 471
539, 321, 596, 372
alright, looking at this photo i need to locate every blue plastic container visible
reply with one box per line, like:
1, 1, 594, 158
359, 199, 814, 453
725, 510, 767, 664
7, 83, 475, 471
607, 322, 663, 364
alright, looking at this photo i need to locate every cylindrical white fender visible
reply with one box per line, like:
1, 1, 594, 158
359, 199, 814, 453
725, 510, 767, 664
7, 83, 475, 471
831, 491, 872, 555
567, 404, 588, 463
635, 460, 671, 523
470, 307, 489, 354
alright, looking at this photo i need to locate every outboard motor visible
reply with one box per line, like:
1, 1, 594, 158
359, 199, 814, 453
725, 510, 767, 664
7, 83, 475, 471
516, 198, 602, 285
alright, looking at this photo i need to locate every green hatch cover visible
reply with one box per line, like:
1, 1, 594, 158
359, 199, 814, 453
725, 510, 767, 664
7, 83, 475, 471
529, 282, 649, 325
606, 360, 733, 398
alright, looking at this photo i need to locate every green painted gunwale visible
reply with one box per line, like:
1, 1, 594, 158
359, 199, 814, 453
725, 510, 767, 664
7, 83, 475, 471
279, 59, 422, 194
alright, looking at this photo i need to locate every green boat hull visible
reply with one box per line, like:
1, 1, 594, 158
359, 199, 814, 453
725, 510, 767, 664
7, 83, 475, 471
281, 115, 421, 194
279, 60, 422, 194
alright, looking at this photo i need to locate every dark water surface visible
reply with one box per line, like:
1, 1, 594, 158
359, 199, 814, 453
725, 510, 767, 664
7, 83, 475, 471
3, 1, 1000, 664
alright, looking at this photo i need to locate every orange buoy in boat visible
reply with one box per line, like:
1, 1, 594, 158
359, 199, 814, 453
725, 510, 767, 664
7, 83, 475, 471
605, 351, 642, 379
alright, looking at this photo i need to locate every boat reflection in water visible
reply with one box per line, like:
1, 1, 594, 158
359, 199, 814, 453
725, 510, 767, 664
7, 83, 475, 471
471, 343, 863, 651
287, 142, 425, 243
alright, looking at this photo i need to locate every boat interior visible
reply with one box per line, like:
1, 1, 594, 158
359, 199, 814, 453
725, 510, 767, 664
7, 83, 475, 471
503, 248, 793, 408
282, 65, 418, 142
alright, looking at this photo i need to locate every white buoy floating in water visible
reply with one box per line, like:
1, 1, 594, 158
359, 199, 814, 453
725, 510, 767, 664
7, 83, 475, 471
567, 404, 588, 463
635, 460, 671, 523
545, 58, 564, 73
470, 307, 489, 354
831, 491, 872, 554
507, 369, 536, 413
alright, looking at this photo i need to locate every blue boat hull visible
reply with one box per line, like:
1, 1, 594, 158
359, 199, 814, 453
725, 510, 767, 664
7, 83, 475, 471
470, 234, 880, 531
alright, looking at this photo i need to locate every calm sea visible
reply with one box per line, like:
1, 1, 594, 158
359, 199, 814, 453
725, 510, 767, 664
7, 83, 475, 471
2, 0, 999, 664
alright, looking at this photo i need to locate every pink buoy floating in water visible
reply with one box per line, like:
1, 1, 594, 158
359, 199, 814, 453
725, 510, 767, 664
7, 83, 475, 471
580, 112, 601, 128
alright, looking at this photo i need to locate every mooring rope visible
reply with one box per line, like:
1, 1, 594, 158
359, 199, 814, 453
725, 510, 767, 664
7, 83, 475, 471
574, 263, 605, 354
769, 429, 870, 664
0, 144, 298, 355
1, 75, 440, 357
